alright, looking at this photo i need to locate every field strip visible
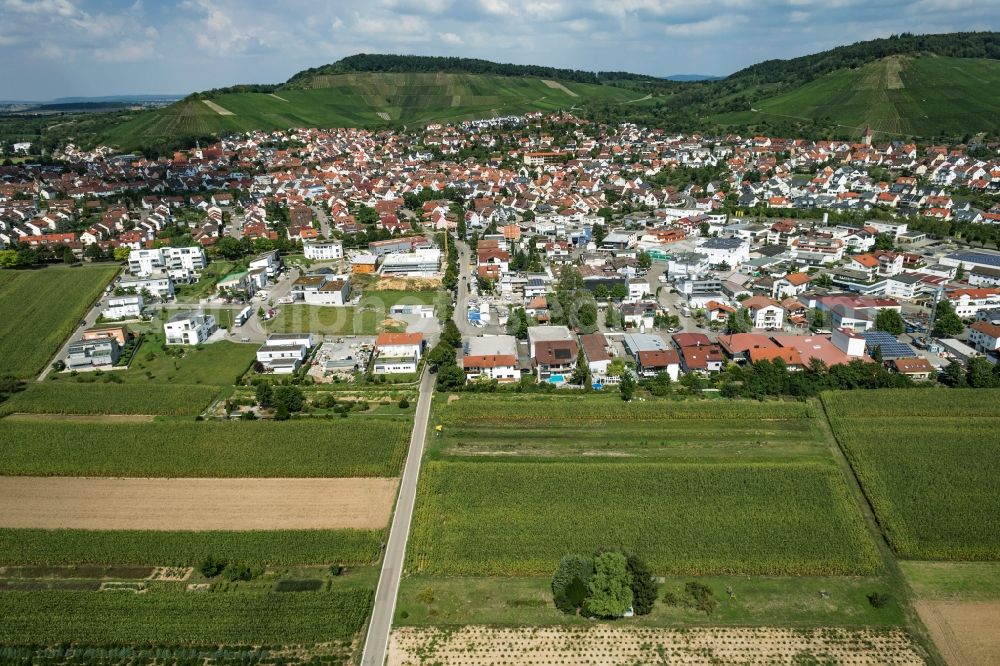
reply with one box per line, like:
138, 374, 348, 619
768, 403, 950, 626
389, 626, 925, 665
4, 413, 155, 423
269, 93, 289, 102
915, 600, 1000, 666
0, 477, 398, 530
202, 100, 234, 116
377, 111, 391, 121
541, 79, 578, 97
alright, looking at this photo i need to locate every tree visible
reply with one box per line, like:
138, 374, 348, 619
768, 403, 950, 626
619, 371, 635, 402
933, 303, 964, 337
594, 284, 609, 300
939, 360, 967, 388
874, 308, 905, 335
625, 553, 658, 616
725, 309, 753, 334
604, 305, 616, 330
441, 319, 462, 348
113, 247, 131, 262
435, 363, 466, 391
507, 307, 529, 339
810, 308, 825, 330
966, 356, 999, 388
551, 555, 594, 615
955, 263, 966, 281
274, 402, 290, 421
426, 341, 456, 368
637, 251, 652, 269
611, 283, 628, 301
874, 233, 895, 251
215, 236, 244, 260
570, 347, 590, 386
578, 301, 597, 328
0, 250, 19, 268
273, 385, 305, 412
62, 246, 77, 264
584, 551, 633, 619
255, 382, 273, 407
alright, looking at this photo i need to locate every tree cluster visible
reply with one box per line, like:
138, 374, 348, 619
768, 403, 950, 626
552, 550, 658, 619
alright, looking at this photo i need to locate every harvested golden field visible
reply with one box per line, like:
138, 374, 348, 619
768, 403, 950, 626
915, 600, 1000, 666
0, 477, 398, 531
388, 626, 925, 665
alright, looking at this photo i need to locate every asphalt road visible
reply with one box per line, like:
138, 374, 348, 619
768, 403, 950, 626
360, 368, 434, 666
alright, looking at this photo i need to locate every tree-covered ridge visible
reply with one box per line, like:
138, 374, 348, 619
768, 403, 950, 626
729, 31, 1000, 87
285, 53, 603, 86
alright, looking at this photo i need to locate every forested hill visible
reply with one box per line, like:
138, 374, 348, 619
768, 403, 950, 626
729, 31, 1000, 88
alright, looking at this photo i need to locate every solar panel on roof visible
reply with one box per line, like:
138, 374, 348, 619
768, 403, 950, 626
860, 331, 916, 359
947, 251, 1000, 268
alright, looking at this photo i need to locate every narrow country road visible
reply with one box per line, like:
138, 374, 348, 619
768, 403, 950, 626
360, 368, 434, 666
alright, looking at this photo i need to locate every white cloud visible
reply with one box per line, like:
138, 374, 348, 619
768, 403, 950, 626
663, 14, 747, 37
439, 31, 463, 45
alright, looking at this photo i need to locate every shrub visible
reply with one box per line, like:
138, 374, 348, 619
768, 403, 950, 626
868, 591, 891, 608
274, 579, 322, 592
626, 553, 658, 615
223, 563, 254, 581
551, 554, 594, 614
199, 554, 226, 578
399, 397, 410, 409
584, 552, 633, 619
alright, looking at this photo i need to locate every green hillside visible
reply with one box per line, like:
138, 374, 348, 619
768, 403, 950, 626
711, 55, 1000, 138
102, 73, 637, 149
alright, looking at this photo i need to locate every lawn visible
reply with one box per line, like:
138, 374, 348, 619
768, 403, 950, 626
409, 461, 880, 576
267, 304, 403, 335
0, 587, 373, 646
0, 265, 118, 378
0, 382, 220, 416
396, 574, 904, 627
0, 418, 411, 477
432, 395, 828, 461
51, 330, 256, 385
901, 561, 1000, 600
824, 389, 1000, 560
0, 528, 382, 567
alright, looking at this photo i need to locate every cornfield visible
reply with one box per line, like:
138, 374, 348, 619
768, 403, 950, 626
0, 528, 383, 567
0, 383, 220, 417
0, 419, 410, 477
409, 461, 880, 576
821, 387, 1000, 418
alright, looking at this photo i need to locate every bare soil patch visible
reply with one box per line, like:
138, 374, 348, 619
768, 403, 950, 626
389, 626, 925, 665
202, 100, 234, 116
541, 79, 579, 97
5, 413, 155, 423
915, 600, 1000, 666
0, 477, 398, 531
885, 55, 906, 89
371, 277, 440, 291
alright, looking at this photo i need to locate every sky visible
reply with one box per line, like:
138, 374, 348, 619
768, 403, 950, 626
1, 0, 998, 100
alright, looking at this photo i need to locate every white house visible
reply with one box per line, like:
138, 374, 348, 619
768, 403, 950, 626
372, 332, 424, 374
249, 250, 281, 278
102, 295, 143, 320
164, 311, 217, 345
291, 274, 351, 306
462, 334, 519, 383
627, 279, 651, 302
742, 296, 785, 330
304, 241, 344, 261
969, 321, 1000, 353
695, 237, 750, 268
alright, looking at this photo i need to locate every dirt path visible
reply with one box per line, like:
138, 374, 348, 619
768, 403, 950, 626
0, 477, 398, 530
541, 79, 578, 97
4, 413, 155, 423
202, 100, 234, 116
269, 93, 288, 102
915, 600, 1000, 666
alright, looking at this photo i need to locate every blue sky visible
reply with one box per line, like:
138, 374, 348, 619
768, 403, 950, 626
1, 0, 997, 99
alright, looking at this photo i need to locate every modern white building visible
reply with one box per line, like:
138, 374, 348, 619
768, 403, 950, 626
164, 311, 217, 345
249, 250, 281, 278
291, 274, 351, 306
695, 237, 751, 268
256, 333, 315, 374
128, 246, 206, 277
742, 296, 785, 330
304, 241, 344, 261
380, 248, 442, 276
118, 275, 174, 299
102, 295, 143, 320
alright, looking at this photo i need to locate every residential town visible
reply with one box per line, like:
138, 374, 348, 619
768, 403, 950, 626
4, 112, 998, 387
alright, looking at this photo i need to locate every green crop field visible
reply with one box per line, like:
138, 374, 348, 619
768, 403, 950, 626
0, 382, 220, 416
0, 418, 410, 477
433, 394, 827, 460
0, 265, 118, 378
0, 588, 372, 646
410, 461, 879, 577
0, 528, 381, 567
103, 73, 638, 148
824, 389, 1000, 560
713, 56, 1000, 138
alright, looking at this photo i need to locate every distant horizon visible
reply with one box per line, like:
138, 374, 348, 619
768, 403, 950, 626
1, 0, 996, 99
